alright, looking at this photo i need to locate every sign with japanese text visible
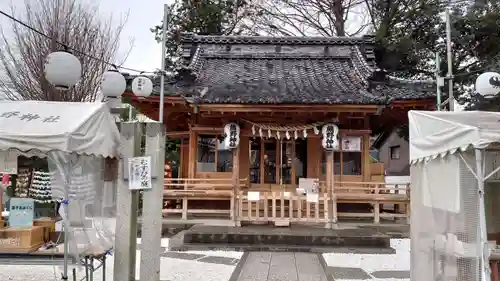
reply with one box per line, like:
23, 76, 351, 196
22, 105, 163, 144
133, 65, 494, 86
8, 198, 34, 227
0, 237, 20, 247
128, 156, 152, 190
0, 111, 60, 123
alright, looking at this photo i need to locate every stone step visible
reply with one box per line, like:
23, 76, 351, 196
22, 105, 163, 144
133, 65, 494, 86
182, 225, 391, 249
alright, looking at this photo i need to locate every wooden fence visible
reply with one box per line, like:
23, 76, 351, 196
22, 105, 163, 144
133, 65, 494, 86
236, 191, 330, 227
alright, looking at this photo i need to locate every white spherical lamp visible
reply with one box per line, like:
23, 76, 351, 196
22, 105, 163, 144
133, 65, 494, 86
475, 72, 500, 98
44, 51, 82, 90
131, 76, 153, 97
100, 69, 126, 98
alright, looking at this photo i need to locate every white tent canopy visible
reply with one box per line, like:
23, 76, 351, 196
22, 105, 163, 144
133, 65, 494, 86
409, 110, 500, 281
408, 110, 500, 163
0, 100, 121, 157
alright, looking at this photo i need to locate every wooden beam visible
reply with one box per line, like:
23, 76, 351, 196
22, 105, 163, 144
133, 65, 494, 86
190, 126, 224, 133
124, 92, 185, 104
166, 131, 189, 138
389, 98, 435, 108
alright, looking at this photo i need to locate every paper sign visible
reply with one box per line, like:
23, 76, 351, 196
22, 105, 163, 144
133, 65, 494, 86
128, 156, 152, 190
9, 198, 34, 227
306, 193, 319, 202
342, 136, 361, 152
299, 178, 319, 194
247, 191, 260, 201
283, 192, 290, 198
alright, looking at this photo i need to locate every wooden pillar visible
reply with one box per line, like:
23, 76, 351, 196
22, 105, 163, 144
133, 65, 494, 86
291, 140, 296, 185
178, 140, 185, 178
307, 137, 321, 178
188, 130, 197, 179
239, 136, 249, 182
260, 140, 265, 184
276, 139, 281, 185
363, 134, 371, 182
232, 146, 240, 226
184, 130, 197, 220
326, 151, 336, 228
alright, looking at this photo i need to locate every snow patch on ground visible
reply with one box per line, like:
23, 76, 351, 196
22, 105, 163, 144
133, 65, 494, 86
322, 239, 410, 281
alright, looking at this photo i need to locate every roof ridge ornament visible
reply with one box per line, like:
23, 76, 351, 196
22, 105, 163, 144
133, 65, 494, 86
181, 34, 370, 45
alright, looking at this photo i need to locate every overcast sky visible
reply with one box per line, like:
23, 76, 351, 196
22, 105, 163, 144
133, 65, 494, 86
0, 0, 170, 74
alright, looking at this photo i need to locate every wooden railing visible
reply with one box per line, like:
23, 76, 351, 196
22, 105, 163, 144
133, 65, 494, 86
163, 178, 410, 225
334, 181, 411, 224
163, 178, 247, 219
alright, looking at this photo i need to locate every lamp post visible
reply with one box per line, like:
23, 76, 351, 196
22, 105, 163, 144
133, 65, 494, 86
44, 50, 153, 280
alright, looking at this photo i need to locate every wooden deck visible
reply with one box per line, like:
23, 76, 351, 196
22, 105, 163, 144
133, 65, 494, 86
163, 178, 410, 225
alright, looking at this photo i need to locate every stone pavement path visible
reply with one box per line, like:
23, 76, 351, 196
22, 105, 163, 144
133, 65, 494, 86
232, 252, 329, 281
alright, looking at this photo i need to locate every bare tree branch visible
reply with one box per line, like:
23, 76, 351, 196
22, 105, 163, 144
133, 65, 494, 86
0, 0, 129, 102
246, 0, 368, 37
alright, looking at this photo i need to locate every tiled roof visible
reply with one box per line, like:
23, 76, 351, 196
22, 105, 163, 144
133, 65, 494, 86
153, 33, 436, 105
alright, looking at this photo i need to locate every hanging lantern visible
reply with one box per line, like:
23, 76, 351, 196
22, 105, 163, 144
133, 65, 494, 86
321, 124, 339, 151
224, 123, 240, 149
101, 69, 126, 98
268, 129, 272, 138
44, 51, 82, 90
313, 126, 320, 135
475, 72, 500, 98
131, 76, 153, 97
276, 131, 281, 139
294, 130, 298, 139
259, 128, 263, 138
252, 125, 256, 135
285, 131, 290, 140
303, 128, 308, 138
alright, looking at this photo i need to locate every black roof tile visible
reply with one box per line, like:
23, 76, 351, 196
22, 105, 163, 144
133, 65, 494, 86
150, 34, 435, 105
